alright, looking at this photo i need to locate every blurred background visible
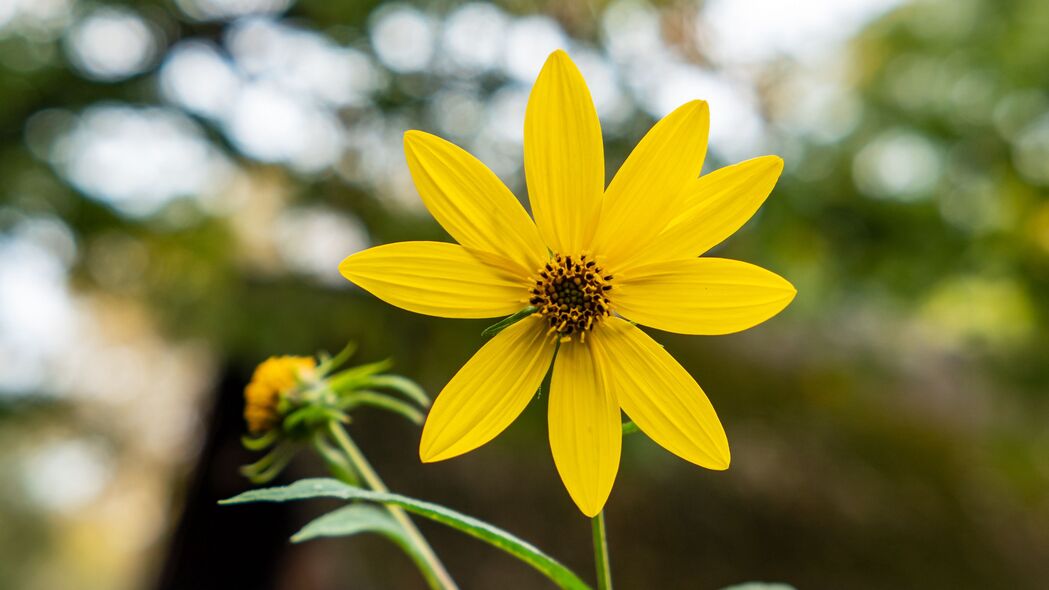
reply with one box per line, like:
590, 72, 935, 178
2, 0, 1048, 588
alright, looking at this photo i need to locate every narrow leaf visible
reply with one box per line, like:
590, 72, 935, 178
360, 375, 430, 408
292, 504, 408, 547
222, 479, 591, 590
482, 307, 537, 338
340, 391, 425, 424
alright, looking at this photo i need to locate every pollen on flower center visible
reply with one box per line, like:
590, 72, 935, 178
529, 253, 613, 340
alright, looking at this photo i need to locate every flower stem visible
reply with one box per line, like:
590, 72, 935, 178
326, 421, 458, 590
591, 510, 613, 590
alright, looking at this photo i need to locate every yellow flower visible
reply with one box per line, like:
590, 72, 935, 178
340, 50, 795, 516
244, 356, 316, 434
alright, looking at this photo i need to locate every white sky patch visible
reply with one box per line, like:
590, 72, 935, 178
65, 7, 157, 82
0, 235, 76, 393
20, 439, 113, 513
503, 15, 568, 83
571, 48, 632, 133
175, 0, 293, 22
629, 60, 766, 161
600, 0, 668, 65
224, 81, 345, 173
160, 40, 242, 120
274, 206, 369, 287
369, 4, 436, 74
777, 69, 863, 144
441, 2, 509, 75
1011, 113, 1049, 186
225, 16, 381, 107
702, 0, 905, 66
0, 0, 75, 39
853, 129, 943, 200
429, 88, 485, 140
51, 105, 232, 217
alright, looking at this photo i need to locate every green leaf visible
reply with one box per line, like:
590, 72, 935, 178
482, 307, 537, 338
222, 479, 592, 590
292, 503, 405, 543
293, 504, 442, 586
360, 375, 430, 408
339, 390, 425, 424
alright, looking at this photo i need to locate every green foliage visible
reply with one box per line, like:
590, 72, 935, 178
221, 478, 593, 590
292, 503, 404, 544
482, 307, 538, 338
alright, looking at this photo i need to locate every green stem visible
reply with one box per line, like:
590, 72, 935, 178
591, 511, 612, 590
327, 422, 458, 590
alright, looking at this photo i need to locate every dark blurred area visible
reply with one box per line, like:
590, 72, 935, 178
2, 0, 1048, 588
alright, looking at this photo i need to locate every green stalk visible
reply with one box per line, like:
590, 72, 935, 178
591, 511, 612, 590
326, 422, 458, 590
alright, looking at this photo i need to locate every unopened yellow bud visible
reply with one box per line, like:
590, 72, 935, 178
243, 356, 316, 434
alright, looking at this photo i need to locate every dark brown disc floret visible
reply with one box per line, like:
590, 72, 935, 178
529, 253, 613, 341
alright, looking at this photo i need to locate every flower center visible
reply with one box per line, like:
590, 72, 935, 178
529, 253, 612, 340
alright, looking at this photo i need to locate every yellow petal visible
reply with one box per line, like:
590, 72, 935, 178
615, 156, 783, 272
592, 100, 710, 265
404, 131, 547, 276
524, 50, 604, 256
340, 241, 527, 319
590, 317, 729, 469
548, 340, 621, 517
614, 257, 796, 335
420, 316, 555, 462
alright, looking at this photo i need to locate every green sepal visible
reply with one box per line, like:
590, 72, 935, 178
339, 390, 425, 424
327, 358, 395, 391
221, 478, 592, 590
482, 307, 537, 338
357, 375, 430, 408
284, 405, 348, 434
239, 441, 298, 484
241, 429, 280, 451
621, 421, 639, 435
316, 341, 358, 376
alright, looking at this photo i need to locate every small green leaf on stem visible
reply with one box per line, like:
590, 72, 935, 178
482, 307, 537, 338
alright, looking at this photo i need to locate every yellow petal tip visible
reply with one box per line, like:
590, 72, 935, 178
418, 442, 441, 463
683, 98, 710, 113
548, 48, 571, 62
338, 254, 359, 282
402, 129, 429, 146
